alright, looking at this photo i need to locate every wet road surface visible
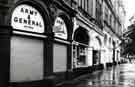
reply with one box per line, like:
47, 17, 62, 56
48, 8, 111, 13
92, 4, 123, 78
61, 64, 135, 87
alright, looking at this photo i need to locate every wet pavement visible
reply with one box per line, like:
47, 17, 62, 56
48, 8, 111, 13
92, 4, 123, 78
61, 63, 135, 87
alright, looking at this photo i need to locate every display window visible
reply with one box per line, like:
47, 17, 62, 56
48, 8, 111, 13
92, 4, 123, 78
73, 44, 88, 67
93, 50, 101, 65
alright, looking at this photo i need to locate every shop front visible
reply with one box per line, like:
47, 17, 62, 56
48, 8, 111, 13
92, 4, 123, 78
52, 15, 72, 83
9, 1, 52, 86
72, 27, 91, 77
91, 36, 102, 64
0, 0, 76, 86
90, 31, 104, 70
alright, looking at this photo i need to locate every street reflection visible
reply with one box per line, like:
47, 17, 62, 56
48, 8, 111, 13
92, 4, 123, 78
62, 64, 135, 87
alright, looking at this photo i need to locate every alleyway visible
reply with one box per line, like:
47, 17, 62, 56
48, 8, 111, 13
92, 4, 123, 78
60, 64, 135, 87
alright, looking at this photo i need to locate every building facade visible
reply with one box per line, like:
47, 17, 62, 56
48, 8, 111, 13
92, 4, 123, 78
0, 0, 125, 87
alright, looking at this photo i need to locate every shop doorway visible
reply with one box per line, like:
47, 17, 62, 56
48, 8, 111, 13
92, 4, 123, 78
73, 28, 89, 68
92, 36, 102, 65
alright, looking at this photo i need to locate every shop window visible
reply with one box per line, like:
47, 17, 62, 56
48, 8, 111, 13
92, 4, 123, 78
93, 50, 100, 65
53, 17, 67, 39
10, 36, 44, 82
73, 44, 88, 67
77, 45, 87, 65
53, 43, 67, 72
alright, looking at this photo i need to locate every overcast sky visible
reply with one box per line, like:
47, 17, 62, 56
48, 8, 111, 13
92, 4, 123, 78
124, 0, 135, 27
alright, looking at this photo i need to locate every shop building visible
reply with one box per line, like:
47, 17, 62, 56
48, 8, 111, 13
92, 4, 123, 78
0, 0, 125, 87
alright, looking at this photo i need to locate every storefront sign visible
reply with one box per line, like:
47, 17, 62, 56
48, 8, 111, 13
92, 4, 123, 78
11, 4, 45, 33
53, 17, 67, 39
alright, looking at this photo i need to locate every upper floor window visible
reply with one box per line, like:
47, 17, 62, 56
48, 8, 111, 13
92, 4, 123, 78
76, 0, 93, 16
96, 0, 102, 26
113, 18, 116, 29
104, 34, 107, 45
109, 14, 112, 25
105, 7, 108, 22
88, 0, 93, 16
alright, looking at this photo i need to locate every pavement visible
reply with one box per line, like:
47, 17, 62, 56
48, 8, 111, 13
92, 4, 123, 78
57, 63, 135, 87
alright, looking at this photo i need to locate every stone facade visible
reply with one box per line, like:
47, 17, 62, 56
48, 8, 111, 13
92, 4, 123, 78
0, 0, 126, 87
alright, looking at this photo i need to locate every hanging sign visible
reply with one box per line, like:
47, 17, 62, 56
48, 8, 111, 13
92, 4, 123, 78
53, 17, 67, 39
11, 4, 45, 33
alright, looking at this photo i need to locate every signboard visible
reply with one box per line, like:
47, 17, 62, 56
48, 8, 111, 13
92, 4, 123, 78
11, 4, 45, 33
53, 17, 67, 39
